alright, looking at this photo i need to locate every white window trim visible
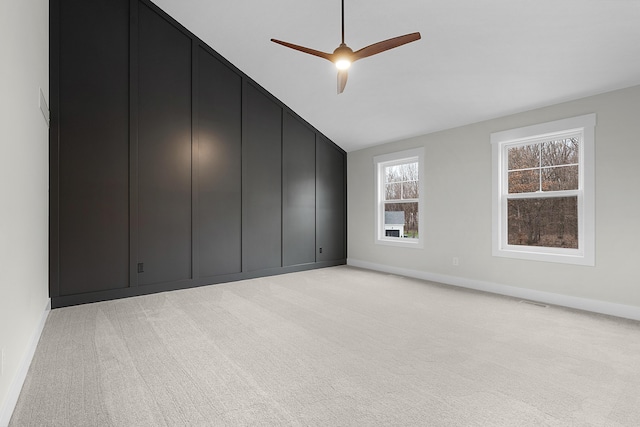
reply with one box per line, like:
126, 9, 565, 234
374, 148, 425, 249
491, 113, 595, 266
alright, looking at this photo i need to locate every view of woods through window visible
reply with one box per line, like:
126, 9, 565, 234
384, 161, 419, 238
507, 137, 579, 248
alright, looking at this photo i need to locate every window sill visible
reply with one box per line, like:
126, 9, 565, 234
493, 246, 594, 266
376, 238, 423, 249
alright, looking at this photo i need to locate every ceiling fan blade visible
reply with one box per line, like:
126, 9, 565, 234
270, 39, 334, 62
337, 70, 348, 94
352, 32, 421, 61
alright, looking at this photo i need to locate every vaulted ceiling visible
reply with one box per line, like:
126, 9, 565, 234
153, 0, 640, 152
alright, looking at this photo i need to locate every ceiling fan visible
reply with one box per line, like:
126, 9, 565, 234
271, 0, 421, 94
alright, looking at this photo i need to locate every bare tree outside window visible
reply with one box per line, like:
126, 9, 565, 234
506, 138, 579, 248
491, 113, 595, 265
507, 197, 578, 248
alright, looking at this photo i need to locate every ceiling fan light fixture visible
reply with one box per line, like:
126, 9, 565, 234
335, 59, 351, 70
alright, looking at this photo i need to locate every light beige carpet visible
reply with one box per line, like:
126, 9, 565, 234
10, 266, 640, 426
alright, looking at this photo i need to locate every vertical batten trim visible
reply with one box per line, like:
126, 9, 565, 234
128, 0, 140, 287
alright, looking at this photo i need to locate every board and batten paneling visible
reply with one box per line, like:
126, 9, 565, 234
283, 112, 317, 266
197, 46, 242, 277
50, 0, 346, 307
137, 3, 192, 285
57, 0, 130, 296
317, 137, 347, 262
242, 83, 283, 272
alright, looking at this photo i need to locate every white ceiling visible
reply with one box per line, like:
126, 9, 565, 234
153, 0, 640, 152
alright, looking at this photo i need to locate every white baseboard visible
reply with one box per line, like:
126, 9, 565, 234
347, 259, 640, 322
0, 299, 50, 427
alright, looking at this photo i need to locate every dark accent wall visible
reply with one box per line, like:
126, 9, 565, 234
283, 112, 317, 267
56, 0, 130, 296
137, 3, 193, 285
317, 136, 347, 262
197, 47, 243, 278
242, 82, 283, 272
49, 0, 347, 308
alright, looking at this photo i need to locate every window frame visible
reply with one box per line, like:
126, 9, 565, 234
374, 148, 425, 248
491, 114, 596, 266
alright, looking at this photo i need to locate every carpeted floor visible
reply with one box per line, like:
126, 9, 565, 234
9, 266, 640, 426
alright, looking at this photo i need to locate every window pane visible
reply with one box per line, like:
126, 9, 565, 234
384, 165, 403, 183
541, 165, 578, 191
508, 169, 539, 193
402, 162, 419, 181
402, 181, 419, 199
541, 138, 579, 167
385, 183, 401, 200
507, 197, 578, 248
508, 144, 539, 170
384, 202, 418, 239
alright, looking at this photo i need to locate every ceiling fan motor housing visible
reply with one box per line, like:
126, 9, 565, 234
333, 43, 354, 59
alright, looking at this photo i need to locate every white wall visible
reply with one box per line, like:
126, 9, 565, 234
0, 0, 50, 423
348, 85, 640, 316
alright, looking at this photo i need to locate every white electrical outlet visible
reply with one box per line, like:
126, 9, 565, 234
452, 257, 459, 266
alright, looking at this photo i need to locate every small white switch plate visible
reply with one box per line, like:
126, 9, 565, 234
452, 257, 459, 266
39, 88, 50, 128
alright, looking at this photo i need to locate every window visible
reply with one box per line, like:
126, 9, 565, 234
374, 148, 424, 248
491, 114, 595, 265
